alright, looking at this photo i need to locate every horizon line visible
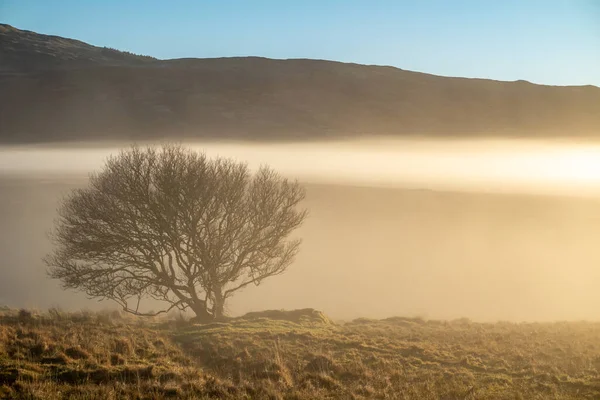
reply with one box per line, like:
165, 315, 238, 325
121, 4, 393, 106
3, 22, 599, 89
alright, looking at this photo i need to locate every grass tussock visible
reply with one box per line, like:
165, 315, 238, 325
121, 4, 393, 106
2, 307, 600, 399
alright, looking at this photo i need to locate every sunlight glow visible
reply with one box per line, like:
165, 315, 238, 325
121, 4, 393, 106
3, 138, 600, 197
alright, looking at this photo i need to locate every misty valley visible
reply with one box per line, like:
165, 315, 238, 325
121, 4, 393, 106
3, 139, 600, 322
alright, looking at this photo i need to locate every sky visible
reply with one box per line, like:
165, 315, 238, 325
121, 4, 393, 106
1, 0, 600, 86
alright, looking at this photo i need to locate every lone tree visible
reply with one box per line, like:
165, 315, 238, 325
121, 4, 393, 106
45, 145, 307, 322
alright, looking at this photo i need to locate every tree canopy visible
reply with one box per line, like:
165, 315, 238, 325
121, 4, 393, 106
45, 145, 307, 322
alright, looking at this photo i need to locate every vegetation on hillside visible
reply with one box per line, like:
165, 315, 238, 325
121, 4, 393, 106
0, 23, 156, 72
2, 307, 600, 399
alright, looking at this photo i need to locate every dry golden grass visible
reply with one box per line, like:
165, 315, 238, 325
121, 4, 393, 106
2, 307, 600, 399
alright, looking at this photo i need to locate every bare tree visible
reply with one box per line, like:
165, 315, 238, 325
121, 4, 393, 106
45, 144, 307, 322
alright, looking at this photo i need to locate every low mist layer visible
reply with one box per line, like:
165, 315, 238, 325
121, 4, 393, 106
3, 138, 600, 196
2, 138, 600, 321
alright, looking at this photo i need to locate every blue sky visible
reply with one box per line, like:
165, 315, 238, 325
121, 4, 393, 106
2, 0, 599, 86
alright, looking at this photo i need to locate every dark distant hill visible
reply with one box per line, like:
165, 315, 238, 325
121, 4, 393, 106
1, 23, 599, 143
0, 23, 156, 72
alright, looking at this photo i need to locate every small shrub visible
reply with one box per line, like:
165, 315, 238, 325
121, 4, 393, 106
110, 353, 126, 365
40, 353, 70, 365
305, 355, 338, 374
47, 307, 65, 321
64, 346, 90, 360
28, 341, 48, 358
301, 373, 342, 391
18, 309, 33, 321
113, 338, 133, 356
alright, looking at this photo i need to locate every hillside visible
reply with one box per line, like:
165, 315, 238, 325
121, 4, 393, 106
3, 308, 600, 399
1, 23, 599, 143
0, 24, 155, 72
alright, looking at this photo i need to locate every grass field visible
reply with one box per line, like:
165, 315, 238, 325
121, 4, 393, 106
2, 307, 600, 399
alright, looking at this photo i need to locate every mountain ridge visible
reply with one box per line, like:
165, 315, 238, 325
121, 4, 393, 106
1, 23, 599, 143
4, 23, 596, 89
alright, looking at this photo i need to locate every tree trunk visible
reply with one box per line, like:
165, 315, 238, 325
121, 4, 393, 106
213, 288, 225, 321
189, 301, 213, 323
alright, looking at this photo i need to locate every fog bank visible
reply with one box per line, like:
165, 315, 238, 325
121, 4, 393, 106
3, 137, 600, 196
2, 138, 600, 322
